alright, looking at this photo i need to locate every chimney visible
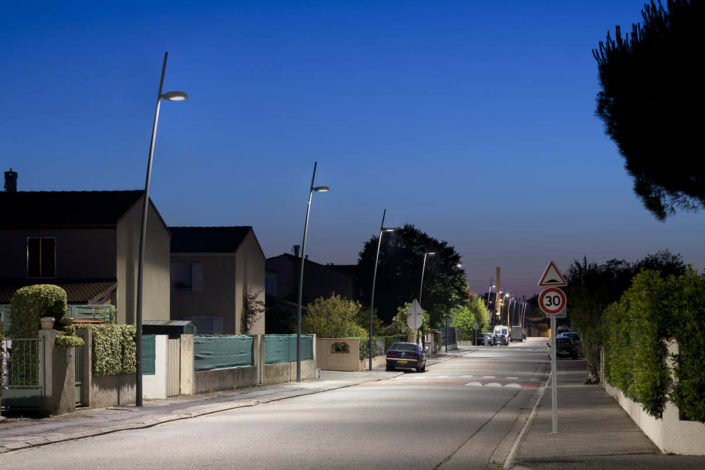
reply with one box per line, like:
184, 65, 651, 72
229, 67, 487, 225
4, 169, 17, 192
293, 245, 301, 257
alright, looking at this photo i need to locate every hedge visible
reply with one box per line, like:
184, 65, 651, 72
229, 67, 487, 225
602, 268, 705, 422
9, 284, 67, 338
91, 324, 136, 377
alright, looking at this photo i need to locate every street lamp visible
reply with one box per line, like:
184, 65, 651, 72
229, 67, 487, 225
485, 281, 495, 311
369, 209, 397, 370
296, 161, 329, 383
417, 251, 436, 345
136, 51, 187, 407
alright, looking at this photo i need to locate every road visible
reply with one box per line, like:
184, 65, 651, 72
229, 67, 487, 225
0, 339, 549, 470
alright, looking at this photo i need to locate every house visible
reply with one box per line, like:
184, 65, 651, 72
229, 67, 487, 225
0, 176, 171, 324
169, 226, 265, 335
264, 250, 358, 332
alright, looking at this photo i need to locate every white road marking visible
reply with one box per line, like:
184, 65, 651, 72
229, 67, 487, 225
486, 382, 502, 387
504, 383, 522, 388
465, 382, 483, 386
482, 375, 496, 379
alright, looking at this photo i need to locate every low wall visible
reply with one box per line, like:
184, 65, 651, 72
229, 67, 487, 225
602, 342, 705, 455
38, 330, 75, 416
359, 355, 386, 371
317, 338, 361, 371
195, 366, 258, 394
89, 374, 136, 408
262, 359, 317, 384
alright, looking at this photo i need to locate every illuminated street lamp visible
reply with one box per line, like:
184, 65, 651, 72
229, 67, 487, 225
296, 161, 329, 383
417, 251, 436, 345
136, 52, 187, 407
368, 209, 398, 370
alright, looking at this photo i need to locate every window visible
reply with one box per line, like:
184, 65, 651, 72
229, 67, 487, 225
171, 262, 202, 293
27, 237, 56, 278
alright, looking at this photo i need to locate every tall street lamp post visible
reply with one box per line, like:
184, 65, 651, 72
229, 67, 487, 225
136, 51, 187, 407
296, 161, 329, 383
368, 209, 397, 370
417, 251, 436, 344
485, 281, 495, 311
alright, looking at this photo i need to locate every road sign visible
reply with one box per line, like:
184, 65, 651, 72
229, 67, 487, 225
539, 287, 567, 315
407, 314, 423, 330
408, 299, 422, 316
473, 322, 479, 331
538, 261, 567, 287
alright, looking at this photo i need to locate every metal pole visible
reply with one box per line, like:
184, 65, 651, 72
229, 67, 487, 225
296, 162, 318, 383
136, 51, 168, 407
445, 313, 449, 353
485, 280, 494, 310
418, 252, 431, 345
369, 209, 386, 370
551, 315, 558, 432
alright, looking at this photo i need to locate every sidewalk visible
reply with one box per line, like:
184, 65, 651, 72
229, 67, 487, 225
510, 358, 705, 470
0, 349, 461, 454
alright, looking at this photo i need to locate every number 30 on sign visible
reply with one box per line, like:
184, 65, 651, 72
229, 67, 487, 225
539, 287, 566, 315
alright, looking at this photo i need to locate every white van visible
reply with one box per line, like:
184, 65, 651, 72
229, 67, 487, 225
494, 325, 509, 345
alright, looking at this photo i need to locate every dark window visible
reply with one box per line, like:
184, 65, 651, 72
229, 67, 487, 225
27, 237, 56, 278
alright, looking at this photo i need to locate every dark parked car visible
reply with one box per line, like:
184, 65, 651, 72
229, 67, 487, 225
562, 331, 582, 357
547, 334, 579, 359
477, 333, 494, 346
386, 342, 426, 372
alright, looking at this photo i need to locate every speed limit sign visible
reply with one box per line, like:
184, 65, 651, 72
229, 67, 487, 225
539, 287, 566, 315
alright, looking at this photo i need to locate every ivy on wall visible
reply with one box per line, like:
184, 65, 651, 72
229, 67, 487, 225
91, 324, 136, 377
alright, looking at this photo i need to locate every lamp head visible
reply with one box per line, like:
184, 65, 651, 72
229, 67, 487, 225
313, 186, 329, 192
162, 91, 188, 101
382, 227, 398, 233
426, 251, 436, 256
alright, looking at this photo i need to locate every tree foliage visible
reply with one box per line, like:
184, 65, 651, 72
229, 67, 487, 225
565, 250, 685, 383
388, 302, 430, 338
241, 288, 265, 334
593, 0, 705, 220
357, 224, 468, 326
451, 296, 489, 337
301, 294, 367, 338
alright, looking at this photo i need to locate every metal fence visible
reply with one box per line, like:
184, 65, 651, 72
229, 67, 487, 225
1, 337, 45, 410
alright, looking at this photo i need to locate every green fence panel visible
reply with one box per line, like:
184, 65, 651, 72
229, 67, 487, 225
194, 335, 254, 371
265, 334, 313, 365
142, 334, 155, 375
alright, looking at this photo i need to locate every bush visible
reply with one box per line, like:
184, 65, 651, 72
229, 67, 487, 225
9, 284, 67, 338
91, 324, 136, 377
302, 294, 367, 338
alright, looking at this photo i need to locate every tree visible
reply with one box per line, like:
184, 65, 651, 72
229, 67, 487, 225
451, 296, 489, 339
388, 302, 431, 338
564, 250, 685, 383
301, 294, 367, 338
241, 288, 265, 334
356, 224, 469, 326
593, 0, 705, 220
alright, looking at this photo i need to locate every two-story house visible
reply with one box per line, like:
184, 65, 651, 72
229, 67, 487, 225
0, 181, 171, 324
169, 226, 265, 335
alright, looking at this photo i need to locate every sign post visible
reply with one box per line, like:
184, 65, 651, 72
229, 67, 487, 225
538, 261, 567, 434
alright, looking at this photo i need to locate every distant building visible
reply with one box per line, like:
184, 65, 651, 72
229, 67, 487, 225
170, 226, 265, 335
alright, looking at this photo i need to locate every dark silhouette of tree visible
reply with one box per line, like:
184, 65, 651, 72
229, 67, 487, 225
565, 250, 685, 383
593, 0, 705, 220
356, 225, 468, 326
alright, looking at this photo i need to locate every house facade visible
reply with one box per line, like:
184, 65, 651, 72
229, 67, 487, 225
0, 188, 171, 324
170, 226, 265, 335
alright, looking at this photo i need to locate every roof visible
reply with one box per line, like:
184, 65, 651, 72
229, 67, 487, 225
0, 280, 117, 304
143, 320, 195, 327
0, 190, 146, 228
170, 226, 253, 253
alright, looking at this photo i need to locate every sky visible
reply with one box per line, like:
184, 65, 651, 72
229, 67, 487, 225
3, 0, 703, 299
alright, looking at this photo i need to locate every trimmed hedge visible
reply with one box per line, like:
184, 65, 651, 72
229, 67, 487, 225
9, 284, 67, 338
602, 268, 705, 422
91, 324, 136, 377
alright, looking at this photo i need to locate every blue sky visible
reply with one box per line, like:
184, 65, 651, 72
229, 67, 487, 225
3, 0, 703, 298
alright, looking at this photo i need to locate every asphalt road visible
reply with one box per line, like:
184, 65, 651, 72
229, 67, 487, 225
0, 340, 550, 470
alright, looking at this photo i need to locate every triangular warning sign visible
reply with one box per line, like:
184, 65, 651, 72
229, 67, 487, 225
538, 261, 567, 287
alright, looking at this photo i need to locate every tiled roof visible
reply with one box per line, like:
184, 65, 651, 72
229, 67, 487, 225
0, 190, 143, 228
0, 281, 117, 304
170, 226, 253, 253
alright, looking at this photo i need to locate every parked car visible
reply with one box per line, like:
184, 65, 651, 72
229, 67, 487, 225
546, 334, 579, 359
477, 333, 494, 346
386, 342, 426, 372
561, 331, 582, 357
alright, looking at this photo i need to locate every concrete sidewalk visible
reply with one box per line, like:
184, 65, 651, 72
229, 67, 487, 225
510, 358, 705, 470
0, 350, 461, 454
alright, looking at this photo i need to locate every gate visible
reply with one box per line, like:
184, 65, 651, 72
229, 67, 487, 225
74, 345, 84, 405
166, 339, 180, 397
1, 338, 45, 410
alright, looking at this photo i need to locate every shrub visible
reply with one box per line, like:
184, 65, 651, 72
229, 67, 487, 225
91, 324, 136, 377
302, 294, 367, 338
9, 284, 67, 338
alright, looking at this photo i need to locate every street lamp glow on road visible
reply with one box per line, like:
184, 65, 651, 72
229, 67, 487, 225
296, 162, 329, 383
136, 51, 187, 407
